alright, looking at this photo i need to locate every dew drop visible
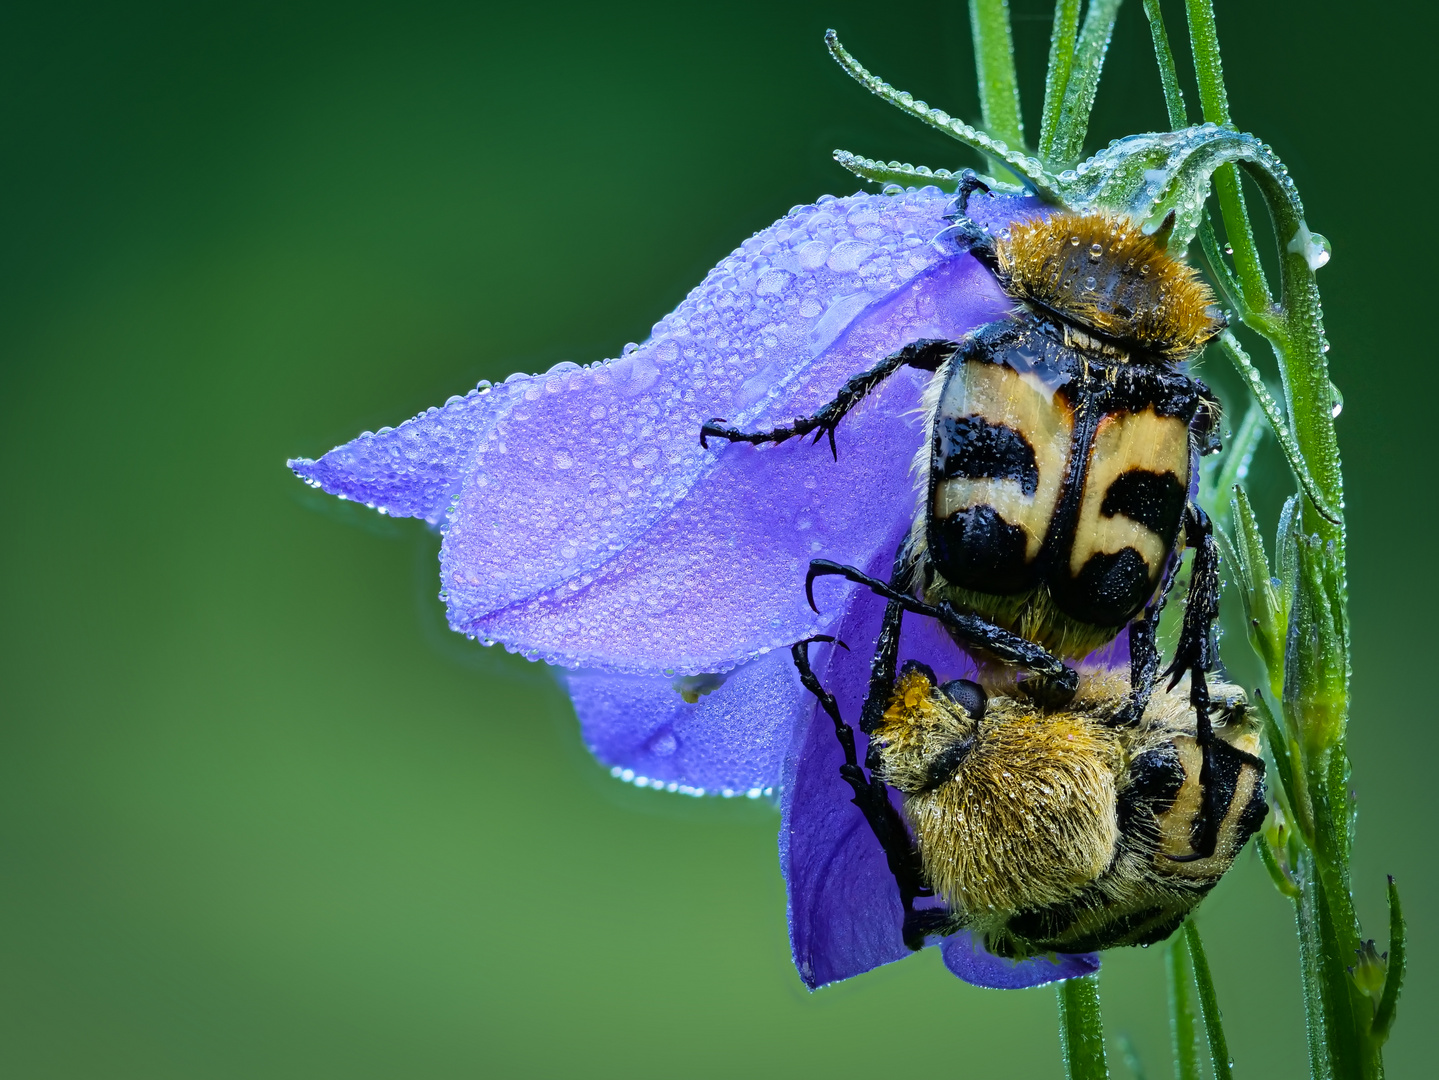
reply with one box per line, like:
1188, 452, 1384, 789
1287, 221, 1332, 270
1084, 275, 1097, 289
1088, 243, 1103, 261
1069, 235, 1081, 246
1140, 263, 1151, 275
1330, 382, 1344, 418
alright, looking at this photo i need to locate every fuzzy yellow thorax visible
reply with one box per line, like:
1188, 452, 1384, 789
873, 669, 1124, 916
993, 211, 1223, 360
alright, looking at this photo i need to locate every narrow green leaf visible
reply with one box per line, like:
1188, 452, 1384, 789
1284, 531, 1348, 756
1141, 0, 1188, 129
970, 0, 1026, 184
1227, 484, 1286, 694
1201, 401, 1264, 531
1373, 876, 1406, 1040
1258, 830, 1301, 899
1167, 933, 1203, 1080
1183, 0, 1230, 125
831, 150, 962, 192
1196, 212, 1272, 335
1058, 974, 1111, 1080
1216, 332, 1340, 524
1039, 0, 1082, 162
1049, 0, 1123, 166
1251, 691, 1304, 835
824, 30, 1062, 198
1183, 922, 1234, 1080
1056, 126, 1300, 256
1276, 495, 1300, 612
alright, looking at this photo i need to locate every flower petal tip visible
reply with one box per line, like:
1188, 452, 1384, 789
940, 934, 1101, 990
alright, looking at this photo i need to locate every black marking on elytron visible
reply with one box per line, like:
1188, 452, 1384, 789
938, 415, 1039, 494
1062, 548, 1157, 628
1235, 774, 1269, 840
1186, 739, 1247, 855
929, 505, 1033, 595
1116, 744, 1186, 838
1101, 469, 1188, 538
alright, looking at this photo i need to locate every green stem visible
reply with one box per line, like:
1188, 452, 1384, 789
1183, 922, 1233, 1080
1184, 0, 1271, 319
1050, 0, 1123, 166
1176, 2, 1379, 1075
1039, 0, 1081, 162
1058, 974, 1110, 1080
1216, 332, 1338, 525
1140, 0, 1187, 130
969, 0, 1026, 159
1166, 933, 1202, 1080
1304, 854, 1368, 1079
1295, 872, 1336, 1080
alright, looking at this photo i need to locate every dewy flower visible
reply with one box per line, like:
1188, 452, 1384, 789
290, 184, 1100, 989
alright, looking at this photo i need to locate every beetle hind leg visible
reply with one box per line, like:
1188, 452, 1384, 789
1159, 503, 1231, 860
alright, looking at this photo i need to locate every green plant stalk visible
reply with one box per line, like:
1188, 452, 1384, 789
1058, 974, 1110, 1080
1038, 0, 1082, 162
969, 0, 1026, 183
1185, 0, 1271, 319
1166, 933, 1203, 1080
1050, 0, 1123, 165
1141, 0, 1187, 129
1183, 922, 1233, 1080
1179, 0, 1380, 1074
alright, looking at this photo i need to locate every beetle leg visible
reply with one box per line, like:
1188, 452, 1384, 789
700, 338, 957, 461
790, 633, 938, 951
806, 558, 1078, 705
1161, 503, 1227, 859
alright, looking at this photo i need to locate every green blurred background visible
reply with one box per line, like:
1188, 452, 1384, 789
0, 1, 1430, 1076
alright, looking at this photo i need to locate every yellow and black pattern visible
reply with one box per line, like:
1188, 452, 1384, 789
922, 320, 1204, 657
869, 665, 1266, 959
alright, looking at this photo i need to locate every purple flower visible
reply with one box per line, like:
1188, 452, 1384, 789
290, 185, 1099, 989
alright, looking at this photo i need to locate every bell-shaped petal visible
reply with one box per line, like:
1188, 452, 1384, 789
292, 188, 1043, 674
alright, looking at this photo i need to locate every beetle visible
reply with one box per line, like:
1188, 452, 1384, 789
791, 634, 1266, 957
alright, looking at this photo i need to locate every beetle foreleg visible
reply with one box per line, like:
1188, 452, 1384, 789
790, 634, 937, 951
700, 338, 957, 460
806, 558, 1078, 705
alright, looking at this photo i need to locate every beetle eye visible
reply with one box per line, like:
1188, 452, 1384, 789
940, 678, 987, 720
